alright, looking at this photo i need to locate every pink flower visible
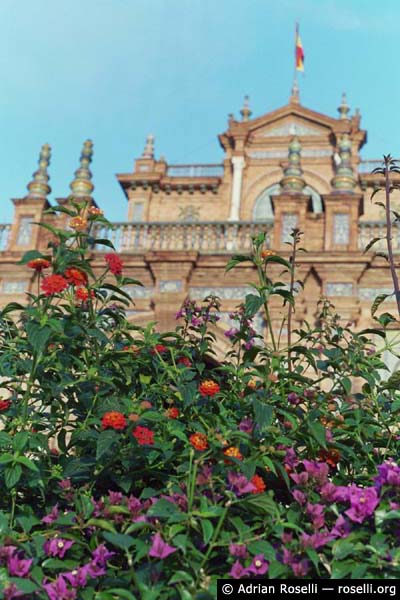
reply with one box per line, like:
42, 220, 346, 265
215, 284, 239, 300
229, 560, 249, 579
227, 472, 256, 496
7, 553, 33, 577
44, 538, 74, 558
42, 575, 77, 600
229, 544, 248, 558
345, 486, 379, 524
247, 554, 269, 575
148, 533, 177, 559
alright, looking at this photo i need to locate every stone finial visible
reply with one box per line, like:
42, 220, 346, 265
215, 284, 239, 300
240, 95, 252, 121
280, 136, 306, 193
338, 92, 350, 120
26, 143, 51, 201
70, 140, 94, 200
331, 133, 356, 192
142, 134, 155, 159
289, 79, 300, 105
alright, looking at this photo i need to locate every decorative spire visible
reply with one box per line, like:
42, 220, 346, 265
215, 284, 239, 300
26, 144, 51, 201
240, 95, 252, 121
142, 134, 154, 159
280, 136, 306, 193
290, 79, 300, 105
338, 92, 350, 120
70, 140, 94, 200
331, 133, 356, 192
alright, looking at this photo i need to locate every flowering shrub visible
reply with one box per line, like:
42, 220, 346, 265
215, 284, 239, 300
0, 198, 399, 598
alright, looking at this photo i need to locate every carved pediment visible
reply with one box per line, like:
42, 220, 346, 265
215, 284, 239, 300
260, 120, 324, 137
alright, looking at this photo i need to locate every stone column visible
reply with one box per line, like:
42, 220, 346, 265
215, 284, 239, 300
229, 156, 245, 221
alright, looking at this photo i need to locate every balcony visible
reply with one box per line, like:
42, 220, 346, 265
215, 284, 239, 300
94, 221, 273, 253
0, 224, 11, 251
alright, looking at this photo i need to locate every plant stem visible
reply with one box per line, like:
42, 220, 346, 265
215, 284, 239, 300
384, 161, 400, 318
287, 233, 298, 371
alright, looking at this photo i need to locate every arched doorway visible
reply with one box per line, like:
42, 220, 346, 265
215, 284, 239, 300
253, 183, 323, 220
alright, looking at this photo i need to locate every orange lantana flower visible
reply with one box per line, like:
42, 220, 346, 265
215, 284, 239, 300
27, 258, 50, 271
101, 411, 127, 431
251, 474, 266, 494
189, 433, 208, 451
198, 380, 220, 397
223, 446, 243, 461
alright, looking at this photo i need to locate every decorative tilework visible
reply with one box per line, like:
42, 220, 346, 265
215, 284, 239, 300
260, 122, 322, 137
333, 213, 350, 245
189, 286, 250, 300
359, 288, 393, 300
281, 214, 298, 244
326, 283, 353, 296
248, 149, 331, 159
122, 285, 154, 299
2, 280, 27, 293
159, 280, 183, 293
17, 216, 33, 246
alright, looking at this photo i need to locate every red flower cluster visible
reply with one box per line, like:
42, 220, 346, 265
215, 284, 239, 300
0, 399, 11, 411
105, 253, 123, 276
317, 448, 341, 468
41, 274, 69, 296
177, 356, 191, 367
64, 268, 88, 286
101, 411, 127, 431
132, 426, 154, 445
199, 380, 220, 397
75, 287, 95, 302
165, 407, 180, 419
27, 258, 50, 271
151, 344, 168, 355
251, 474, 266, 494
189, 433, 208, 451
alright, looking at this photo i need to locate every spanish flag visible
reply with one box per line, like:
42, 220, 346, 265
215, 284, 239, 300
295, 24, 304, 72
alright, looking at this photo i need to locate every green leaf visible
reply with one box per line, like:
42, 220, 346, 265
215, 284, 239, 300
332, 539, 355, 560
371, 293, 390, 317
85, 518, 117, 533
5, 464, 22, 488
103, 590, 138, 600
92, 237, 116, 250
18, 250, 48, 265
168, 571, 194, 585
308, 420, 327, 449
12, 432, 29, 453
201, 519, 213, 545
0, 453, 14, 465
8, 578, 39, 593
15, 456, 39, 472
147, 499, 182, 519
0, 302, 26, 317
241, 494, 279, 516
225, 254, 253, 272
363, 237, 382, 254
26, 323, 52, 353
96, 429, 119, 461
252, 399, 273, 431
244, 293, 263, 318
263, 254, 291, 269
103, 531, 136, 550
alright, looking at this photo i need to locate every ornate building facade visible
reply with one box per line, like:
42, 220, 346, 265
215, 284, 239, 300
0, 88, 399, 360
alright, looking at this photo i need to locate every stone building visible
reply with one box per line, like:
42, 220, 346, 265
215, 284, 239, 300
0, 87, 399, 362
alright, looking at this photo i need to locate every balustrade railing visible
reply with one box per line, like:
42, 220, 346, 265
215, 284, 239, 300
166, 164, 224, 178
358, 221, 400, 252
94, 221, 273, 253
0, 224, 11, 251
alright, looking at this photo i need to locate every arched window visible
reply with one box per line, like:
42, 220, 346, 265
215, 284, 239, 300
253, 183, 323, 221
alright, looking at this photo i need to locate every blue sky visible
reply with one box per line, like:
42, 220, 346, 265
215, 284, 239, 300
0, 0, 399, 222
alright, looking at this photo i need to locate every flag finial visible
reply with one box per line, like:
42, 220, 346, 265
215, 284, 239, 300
240, 95, 252, 121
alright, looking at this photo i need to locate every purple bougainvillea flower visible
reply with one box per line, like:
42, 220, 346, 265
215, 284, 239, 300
127, 495, 142, 516
91, 544, 115, 566
281, 532, 293, 544
290, 471, 309, 486
247, 554, 269, 575
227, 472, 256, 496
301, 531, 333, 550
239, 418, 254, 434
42, 575, 77, 600
331, 515, 352, 539
302, 460, 329, 485
108, 491, 123, 505
87, 561, 107, 578
306, 503, 325, 529
41, 504, 60, 524
345, 486, 379, 524
63, 565, 90, 588
229, 543, 248, 558
375, 461, 400, 489
0, 546, 17, 562
224, 327, 239, 338
292, 490, 306, 505
282, 547, 294, 565
7, 553, 33, 577
148, 533, 177, 559
320, 481, 339, 503
229, 560, 249, 579
283, 447, 300, 469
3, 583, 24, 599
196, 464, 213, 485
287, 392, 300, 405
333, 485, 351, 502
44, 538, 74, 558
291, 559, 310, 577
